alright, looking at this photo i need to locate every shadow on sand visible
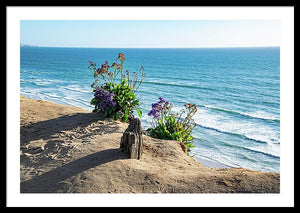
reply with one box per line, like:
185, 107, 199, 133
21, 148, 127, 193
20, 112, 124, 146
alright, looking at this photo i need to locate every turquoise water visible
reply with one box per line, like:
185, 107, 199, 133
20, 47, 280, 173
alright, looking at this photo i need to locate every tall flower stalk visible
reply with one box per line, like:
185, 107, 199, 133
89, 53, 145, 122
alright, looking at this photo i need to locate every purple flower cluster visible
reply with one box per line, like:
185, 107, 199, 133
94, 87, 116, 112
148, 97, 169, 119
158, 97, 168, 104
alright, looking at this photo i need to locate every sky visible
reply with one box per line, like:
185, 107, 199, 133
20, 20, 280, 48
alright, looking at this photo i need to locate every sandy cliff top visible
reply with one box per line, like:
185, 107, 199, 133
20, 95, 279, 193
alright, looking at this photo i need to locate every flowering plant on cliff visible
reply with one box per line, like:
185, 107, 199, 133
89, 53, 145, 121
92, 88, 116, 118
147, 97, 197, 153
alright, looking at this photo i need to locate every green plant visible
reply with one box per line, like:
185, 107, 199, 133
102, 79, 141, 121
89, 53, 145, 122
147, 97, 197, 153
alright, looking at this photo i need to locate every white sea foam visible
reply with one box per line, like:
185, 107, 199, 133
64, 85, 92, 94
202, 104, 280, 122
194, 107, 279, 143
47, 93, 61, 98
242, 110, 280, 121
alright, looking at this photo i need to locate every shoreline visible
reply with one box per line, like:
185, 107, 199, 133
20, 95, 280, 193
193, 155, 232, 169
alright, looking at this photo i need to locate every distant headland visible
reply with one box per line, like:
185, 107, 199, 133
20, 43, 39, 47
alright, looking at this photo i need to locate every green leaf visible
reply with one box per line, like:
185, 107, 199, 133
132, 100, 139, 106
186, 143, 195, 148
90, 98, 96, 105
123, 113, 129, 122
187, 136, 193, 141
136, 108, 142, 118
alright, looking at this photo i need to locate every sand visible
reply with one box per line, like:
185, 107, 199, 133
20, 95, 280, 193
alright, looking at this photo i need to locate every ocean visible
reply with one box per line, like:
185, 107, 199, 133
20, 47, 280, 173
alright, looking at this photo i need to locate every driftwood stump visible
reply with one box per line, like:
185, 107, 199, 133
120, 118, 143, 159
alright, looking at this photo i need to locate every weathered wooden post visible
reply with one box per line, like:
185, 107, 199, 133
120, 118, 143, 159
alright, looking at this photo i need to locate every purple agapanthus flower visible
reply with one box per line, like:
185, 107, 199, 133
148, 108, 160, 119
148, 97, 168, 119
158, 97, 166, 103
97, 101, 107, 112
94, 88, 116, 112
152, 102, 162, 110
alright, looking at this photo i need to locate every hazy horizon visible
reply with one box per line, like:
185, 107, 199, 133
20, 20, 280, 48
20, 44, 280, 49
